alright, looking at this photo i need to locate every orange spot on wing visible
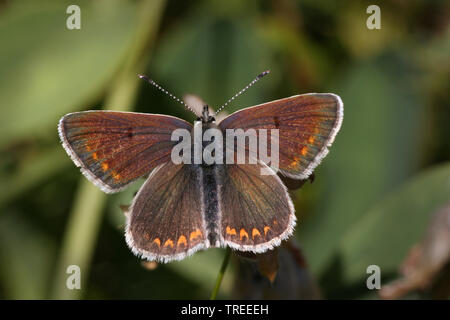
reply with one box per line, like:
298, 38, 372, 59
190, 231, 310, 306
308, 136, 315, 144
164, 239, 174, 248
264, 226, 270, 235
111, 171, 121, 181
153, 238, 161, 247
290, 157, 300, 168
92, 152, 98, 160
300, 146, 308, 156
86, 145, 92, 151
189, 229, 202, 241
101, 162, 109, 171
226, 226, 237, 236
177, 235, 187, 247
252, 228, 261, 239
240, 228, 249, 240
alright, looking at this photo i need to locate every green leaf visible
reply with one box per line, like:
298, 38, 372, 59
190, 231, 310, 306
339, 162, 450, 284
0, 146, 69, 207
0, 214, 55, 299
298, 56, 423, 275
0, 0, 139, 148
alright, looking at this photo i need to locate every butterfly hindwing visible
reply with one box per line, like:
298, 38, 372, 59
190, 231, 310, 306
126, 161, 208, 262
217, 161, 295, 252
219, 93, 343, 179
58, 111, 192, 193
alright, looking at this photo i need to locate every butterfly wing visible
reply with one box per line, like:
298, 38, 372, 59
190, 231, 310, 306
217, 161, 295, 252
126, 161, 208, 262
219, 93, 343, 179
58, 111, 192, 193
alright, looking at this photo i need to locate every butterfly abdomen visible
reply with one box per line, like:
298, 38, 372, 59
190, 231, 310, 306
201, 165, 221, 247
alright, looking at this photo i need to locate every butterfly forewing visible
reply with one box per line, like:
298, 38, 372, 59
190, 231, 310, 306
126, 161, 208, 262
219, 93, 343, 179
58, 111, 192, 193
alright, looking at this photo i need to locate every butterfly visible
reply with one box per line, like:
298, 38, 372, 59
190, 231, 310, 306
58, 71, 343, 263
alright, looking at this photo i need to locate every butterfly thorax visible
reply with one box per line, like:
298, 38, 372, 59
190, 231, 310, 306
191, 119, 221, 167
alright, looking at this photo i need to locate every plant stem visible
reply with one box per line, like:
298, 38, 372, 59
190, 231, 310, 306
210, 247, 232, 300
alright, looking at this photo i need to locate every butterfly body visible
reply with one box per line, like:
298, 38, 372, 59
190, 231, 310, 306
193, 109, 222, 248
59, 93, 343, 262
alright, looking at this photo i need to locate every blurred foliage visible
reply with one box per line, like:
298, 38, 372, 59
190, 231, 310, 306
0, 0, 449, 299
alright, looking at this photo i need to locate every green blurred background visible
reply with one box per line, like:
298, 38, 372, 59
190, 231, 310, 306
0, 0, 449, 299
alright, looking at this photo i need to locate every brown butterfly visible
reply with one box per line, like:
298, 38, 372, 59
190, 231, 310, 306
58, 71, 343, 263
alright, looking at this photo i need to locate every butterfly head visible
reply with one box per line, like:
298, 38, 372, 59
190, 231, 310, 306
199, 105, 215, 123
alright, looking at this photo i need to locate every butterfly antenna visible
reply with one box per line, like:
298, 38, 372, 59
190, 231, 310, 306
214, 70, 270, 116
138, 74, 197, 116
